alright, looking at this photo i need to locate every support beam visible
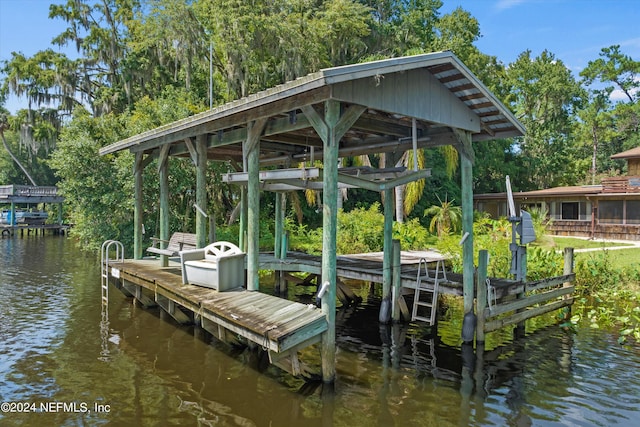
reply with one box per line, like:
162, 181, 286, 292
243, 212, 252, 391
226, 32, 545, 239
391, 239, 402, 322
245, 118, 268, 291
319, 99, 340, 383
239, 187, 247, 252
476, 250, 489, 344
381, 187, 394, 323
133, 153, 146, 259
158, 145, 170, 267
195, 134, 208, 248
301, 101, 365, 383
456, 130, 475, 341
275, 192, 286, 258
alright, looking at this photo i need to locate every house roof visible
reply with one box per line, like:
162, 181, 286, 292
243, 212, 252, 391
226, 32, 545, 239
99, 52, 524, 165
611, 146, 640, 160
516, 185, 603, 198
475, 185, 604, 201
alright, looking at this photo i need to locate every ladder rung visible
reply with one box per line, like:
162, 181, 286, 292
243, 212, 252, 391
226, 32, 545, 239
415, 302, 433, 308
413, 315, 433, 323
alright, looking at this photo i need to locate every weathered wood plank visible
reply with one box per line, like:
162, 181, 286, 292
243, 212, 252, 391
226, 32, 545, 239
484, 298, 574, 333
122, 281, 157, 308
484, 286, 574, 319
156, 295, 192, 325
525, 274, 575, 293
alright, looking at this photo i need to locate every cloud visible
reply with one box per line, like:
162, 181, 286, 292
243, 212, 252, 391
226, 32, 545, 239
495, 0, 528, 11
610, 88, 637, 103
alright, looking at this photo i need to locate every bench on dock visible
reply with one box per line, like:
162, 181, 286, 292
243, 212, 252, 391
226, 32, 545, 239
179, 241, 246, 291
147, 232, 197, 257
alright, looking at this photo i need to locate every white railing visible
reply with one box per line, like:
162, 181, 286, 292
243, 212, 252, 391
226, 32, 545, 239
0, 185, 58, 197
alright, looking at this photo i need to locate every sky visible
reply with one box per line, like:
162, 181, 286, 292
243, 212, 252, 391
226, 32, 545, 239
1, 0, 639, 113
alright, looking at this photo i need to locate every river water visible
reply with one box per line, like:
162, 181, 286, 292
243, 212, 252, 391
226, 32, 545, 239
1, 235, 639, 426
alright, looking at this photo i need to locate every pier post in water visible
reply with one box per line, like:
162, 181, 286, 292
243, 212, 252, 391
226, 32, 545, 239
457, 130, 476, 343
476, 250, 489, 344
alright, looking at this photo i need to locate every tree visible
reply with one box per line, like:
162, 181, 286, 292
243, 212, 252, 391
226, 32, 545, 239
505, 50, 585, 190
423, 194, 461, 238
575, 90, 618, 183
581, 45, 640, 104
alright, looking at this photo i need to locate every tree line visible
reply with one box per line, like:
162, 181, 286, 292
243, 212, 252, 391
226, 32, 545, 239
0, 0, 638, 249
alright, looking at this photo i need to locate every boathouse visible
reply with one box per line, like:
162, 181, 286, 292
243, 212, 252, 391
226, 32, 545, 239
0, 185, 67, 236
100, 52, 527, 382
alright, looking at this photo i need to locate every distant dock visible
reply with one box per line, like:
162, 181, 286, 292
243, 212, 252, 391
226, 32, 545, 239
0, 184, 67, 237
1, 223, 71, 237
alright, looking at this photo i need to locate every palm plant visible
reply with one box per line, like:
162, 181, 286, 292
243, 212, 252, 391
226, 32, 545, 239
424, 194, 462, 238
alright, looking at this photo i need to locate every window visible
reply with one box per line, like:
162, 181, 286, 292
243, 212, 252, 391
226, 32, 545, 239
625, 201, 640, 224
599, 201, 624, 224
561, 202, 579, 220
557, 201, 590, 221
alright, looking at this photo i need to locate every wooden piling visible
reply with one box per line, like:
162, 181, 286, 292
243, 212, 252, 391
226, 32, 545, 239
158, 145, 170, 267
476, 250, 489, 344
195, 134, 208, 248
134, 153, 145, 259
457, 131, 475, 330
246, 119, 267, 291
391, 239, 402, 322
320, 100, 340, 383
563, 247, 574, 319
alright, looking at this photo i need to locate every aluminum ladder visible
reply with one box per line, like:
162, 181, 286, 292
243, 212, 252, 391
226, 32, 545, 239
100, 240, 123, 360
100, 240, 124, 306
411, 257, 444, 325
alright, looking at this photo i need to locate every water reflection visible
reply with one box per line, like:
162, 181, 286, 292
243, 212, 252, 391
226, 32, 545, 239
1, 237, 640, 426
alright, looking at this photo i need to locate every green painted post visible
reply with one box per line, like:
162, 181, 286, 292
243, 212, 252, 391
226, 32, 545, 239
458, 131, 475, 343
302, 102, 363, 383
246, 119, 267, 291
196, 134, 208, 248
320, 100, 340, 383
380, 187, 393, 323
10, 202, 16, 226
134, 153, 144, 259
239, 187, 247, 252
392, 239, 402, 322
476, 249, 489, 344
247, 136, 260, 291
159, 147, 170, 267
275, 192, 283, 259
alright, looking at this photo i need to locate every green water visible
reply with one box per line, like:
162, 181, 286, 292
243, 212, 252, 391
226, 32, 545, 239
1, 236, 639, 426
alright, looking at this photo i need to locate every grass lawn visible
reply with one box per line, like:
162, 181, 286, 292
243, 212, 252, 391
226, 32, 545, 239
574, 247, 640, 271
545, 236, 635, 250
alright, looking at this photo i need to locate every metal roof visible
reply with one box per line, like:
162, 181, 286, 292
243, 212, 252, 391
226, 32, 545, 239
100, 51, 524, 164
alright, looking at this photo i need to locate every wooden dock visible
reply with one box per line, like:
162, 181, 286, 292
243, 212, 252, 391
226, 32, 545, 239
259, 250, 470, 294
1, 223, 70, 237
106, 259, 328, 377
104, 248, 575, 379
260, 249, 575, 336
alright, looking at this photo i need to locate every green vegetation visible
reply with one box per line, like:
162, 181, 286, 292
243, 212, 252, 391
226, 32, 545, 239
286, 203, 435, 255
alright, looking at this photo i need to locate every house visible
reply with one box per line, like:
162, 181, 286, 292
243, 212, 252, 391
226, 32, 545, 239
474, 147, 640, 241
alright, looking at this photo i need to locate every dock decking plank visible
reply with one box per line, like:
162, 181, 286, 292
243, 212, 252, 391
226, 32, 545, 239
110, 259, 328, 357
